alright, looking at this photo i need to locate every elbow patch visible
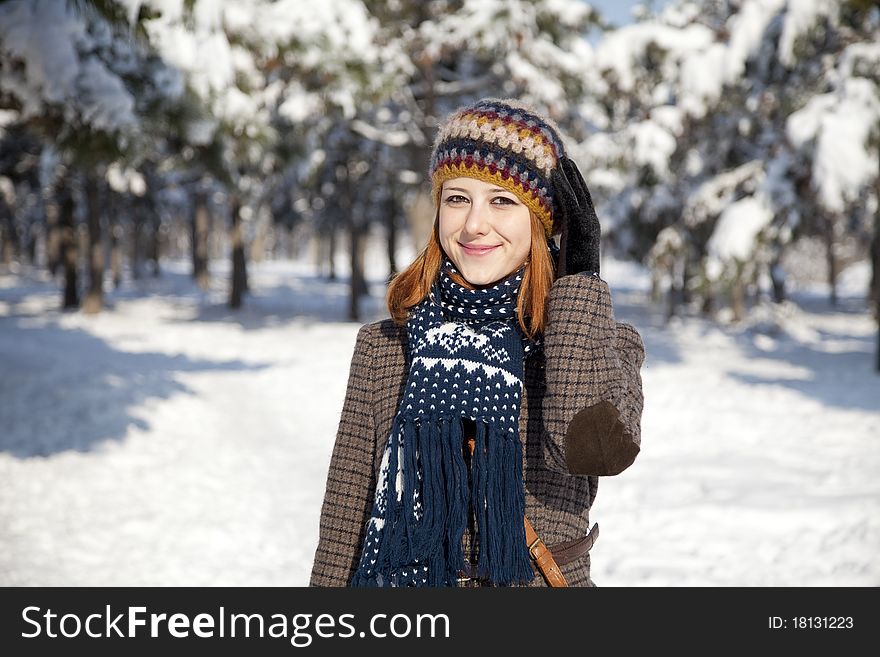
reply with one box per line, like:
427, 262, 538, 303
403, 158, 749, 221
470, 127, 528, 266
565, 400, 640, 476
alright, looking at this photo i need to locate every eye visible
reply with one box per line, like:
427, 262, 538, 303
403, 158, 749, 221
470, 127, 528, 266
443, 194, 469, 205
492, 196, 518, 205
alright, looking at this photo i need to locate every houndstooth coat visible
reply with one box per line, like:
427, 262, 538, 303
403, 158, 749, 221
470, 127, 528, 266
309, 273, 645, 587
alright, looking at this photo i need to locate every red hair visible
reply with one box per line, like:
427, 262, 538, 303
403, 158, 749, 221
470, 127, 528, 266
387, 209, 555, 340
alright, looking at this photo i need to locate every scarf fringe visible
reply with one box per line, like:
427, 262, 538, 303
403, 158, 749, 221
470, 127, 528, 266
355, 414, 533, 587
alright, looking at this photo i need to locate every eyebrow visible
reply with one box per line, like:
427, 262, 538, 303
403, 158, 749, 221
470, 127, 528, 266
444, 187, 516, 194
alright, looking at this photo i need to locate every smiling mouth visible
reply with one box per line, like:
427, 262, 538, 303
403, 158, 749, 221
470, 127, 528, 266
459, 243, 500, 255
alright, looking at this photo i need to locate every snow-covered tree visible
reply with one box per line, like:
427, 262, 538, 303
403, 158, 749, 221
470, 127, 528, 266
0, 0, 187, 311
290, 0, 606, 319
125, 0, 405, 309
585, 0, 880, 326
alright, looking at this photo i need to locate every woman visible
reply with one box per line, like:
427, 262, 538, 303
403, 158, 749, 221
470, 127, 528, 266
310, 98, 645, 587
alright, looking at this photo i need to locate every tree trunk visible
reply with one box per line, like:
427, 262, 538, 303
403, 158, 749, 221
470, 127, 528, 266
650, 271, 662, 304
386, 192, 398, 281
131, 200, 144, 281
731, 282, 746, 321
355, 229, 368, 299
824, 213, 838, 307
250, 214, 266, 264
731, 261, 746, 322
770, 255, 786, 303
82, 174, 104, 314
327, 228, 337, 280
681, 254, 693, 306
59, 188, 79, 309
110, 199, 123, 289
871, 153, 880, 372
700, 291, 714, 318
229, 194, 248, 309
46, 197, 61, 276
148, 219, 161, 278
666, 280, 680, 322
348, 222, 367, 322
872, 220, 879, 373
663, 253, 685, 321
26, 221, 38, 265
402, 39, 438, 248
1, 205, 18, 266
192, 193, 210, 290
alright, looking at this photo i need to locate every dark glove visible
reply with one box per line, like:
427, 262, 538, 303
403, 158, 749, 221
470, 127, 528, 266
551, 156, 601, 277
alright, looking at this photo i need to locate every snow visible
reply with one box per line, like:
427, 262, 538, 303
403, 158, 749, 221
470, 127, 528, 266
631, 119, 678, 176
542, 0, 593, 28
415, 0, 592, 109
658, 0, 703, 28
778, 0, 839, 67
786, 93, 836, 147
1, 247, 877, 586
679, 42, 726, 116
0, 0, 141, 131
707, 196, 774, 277
0, 1, 82, 108
838, 42, 880, 79
144, 20, 234, 100
76, 58, 137, 132
256, 0, 379, 62
726, 0, 784, 77
787, 79, 880, 213
137, 0, 348, 136
106, 163, 147, 197
709, 196, 773, 261
812, 80, 880, 214
116, 0, 146, 26
594, 22, 714, 93
278, 89, 324, 125
506, 51, 568, 106
684, 160, 764, 227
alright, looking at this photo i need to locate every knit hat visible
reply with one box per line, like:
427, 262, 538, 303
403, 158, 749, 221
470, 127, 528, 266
429, 98, 568, 238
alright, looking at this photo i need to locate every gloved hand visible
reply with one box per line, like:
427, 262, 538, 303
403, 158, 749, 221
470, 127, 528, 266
551, 156, 601, 278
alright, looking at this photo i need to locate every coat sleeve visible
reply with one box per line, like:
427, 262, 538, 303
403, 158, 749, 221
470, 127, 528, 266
540, 273, 645, 476
309, 323, 378, 586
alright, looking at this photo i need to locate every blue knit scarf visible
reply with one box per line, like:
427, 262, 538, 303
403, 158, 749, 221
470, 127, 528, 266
351, 259, 538, 587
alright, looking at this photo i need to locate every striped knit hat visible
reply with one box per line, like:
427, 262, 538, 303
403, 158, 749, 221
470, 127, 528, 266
429, 98, 567, 237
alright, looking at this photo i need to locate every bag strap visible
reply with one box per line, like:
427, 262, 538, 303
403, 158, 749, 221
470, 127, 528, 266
525, 516, 569, 587
467, 438, 568, 587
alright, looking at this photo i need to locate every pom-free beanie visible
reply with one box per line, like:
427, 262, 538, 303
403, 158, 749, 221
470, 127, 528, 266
428, 98, 568, 238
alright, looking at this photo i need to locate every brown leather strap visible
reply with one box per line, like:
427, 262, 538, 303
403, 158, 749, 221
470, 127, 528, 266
551, 523, 599, 566
524, 515, 568, 587
466, 437, 570, 587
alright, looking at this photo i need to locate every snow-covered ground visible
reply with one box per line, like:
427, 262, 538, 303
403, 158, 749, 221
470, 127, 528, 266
0, 247, 877, 586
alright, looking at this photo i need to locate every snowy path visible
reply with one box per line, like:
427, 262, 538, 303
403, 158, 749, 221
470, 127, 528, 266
1, 257, 877, 586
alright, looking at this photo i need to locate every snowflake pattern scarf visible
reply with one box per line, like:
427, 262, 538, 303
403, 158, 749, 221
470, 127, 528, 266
351, 259, 538, 587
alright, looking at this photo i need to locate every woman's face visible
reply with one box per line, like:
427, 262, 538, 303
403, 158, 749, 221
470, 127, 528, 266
438, 177, 532, 287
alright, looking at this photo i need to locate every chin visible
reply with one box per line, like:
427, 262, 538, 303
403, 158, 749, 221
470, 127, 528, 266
457, 265, 504, 287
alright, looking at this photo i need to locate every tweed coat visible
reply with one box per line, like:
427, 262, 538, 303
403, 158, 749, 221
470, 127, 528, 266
309, 272, 645, 587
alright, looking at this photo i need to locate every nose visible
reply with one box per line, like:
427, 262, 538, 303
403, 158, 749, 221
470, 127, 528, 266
463, 199, 490, 236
